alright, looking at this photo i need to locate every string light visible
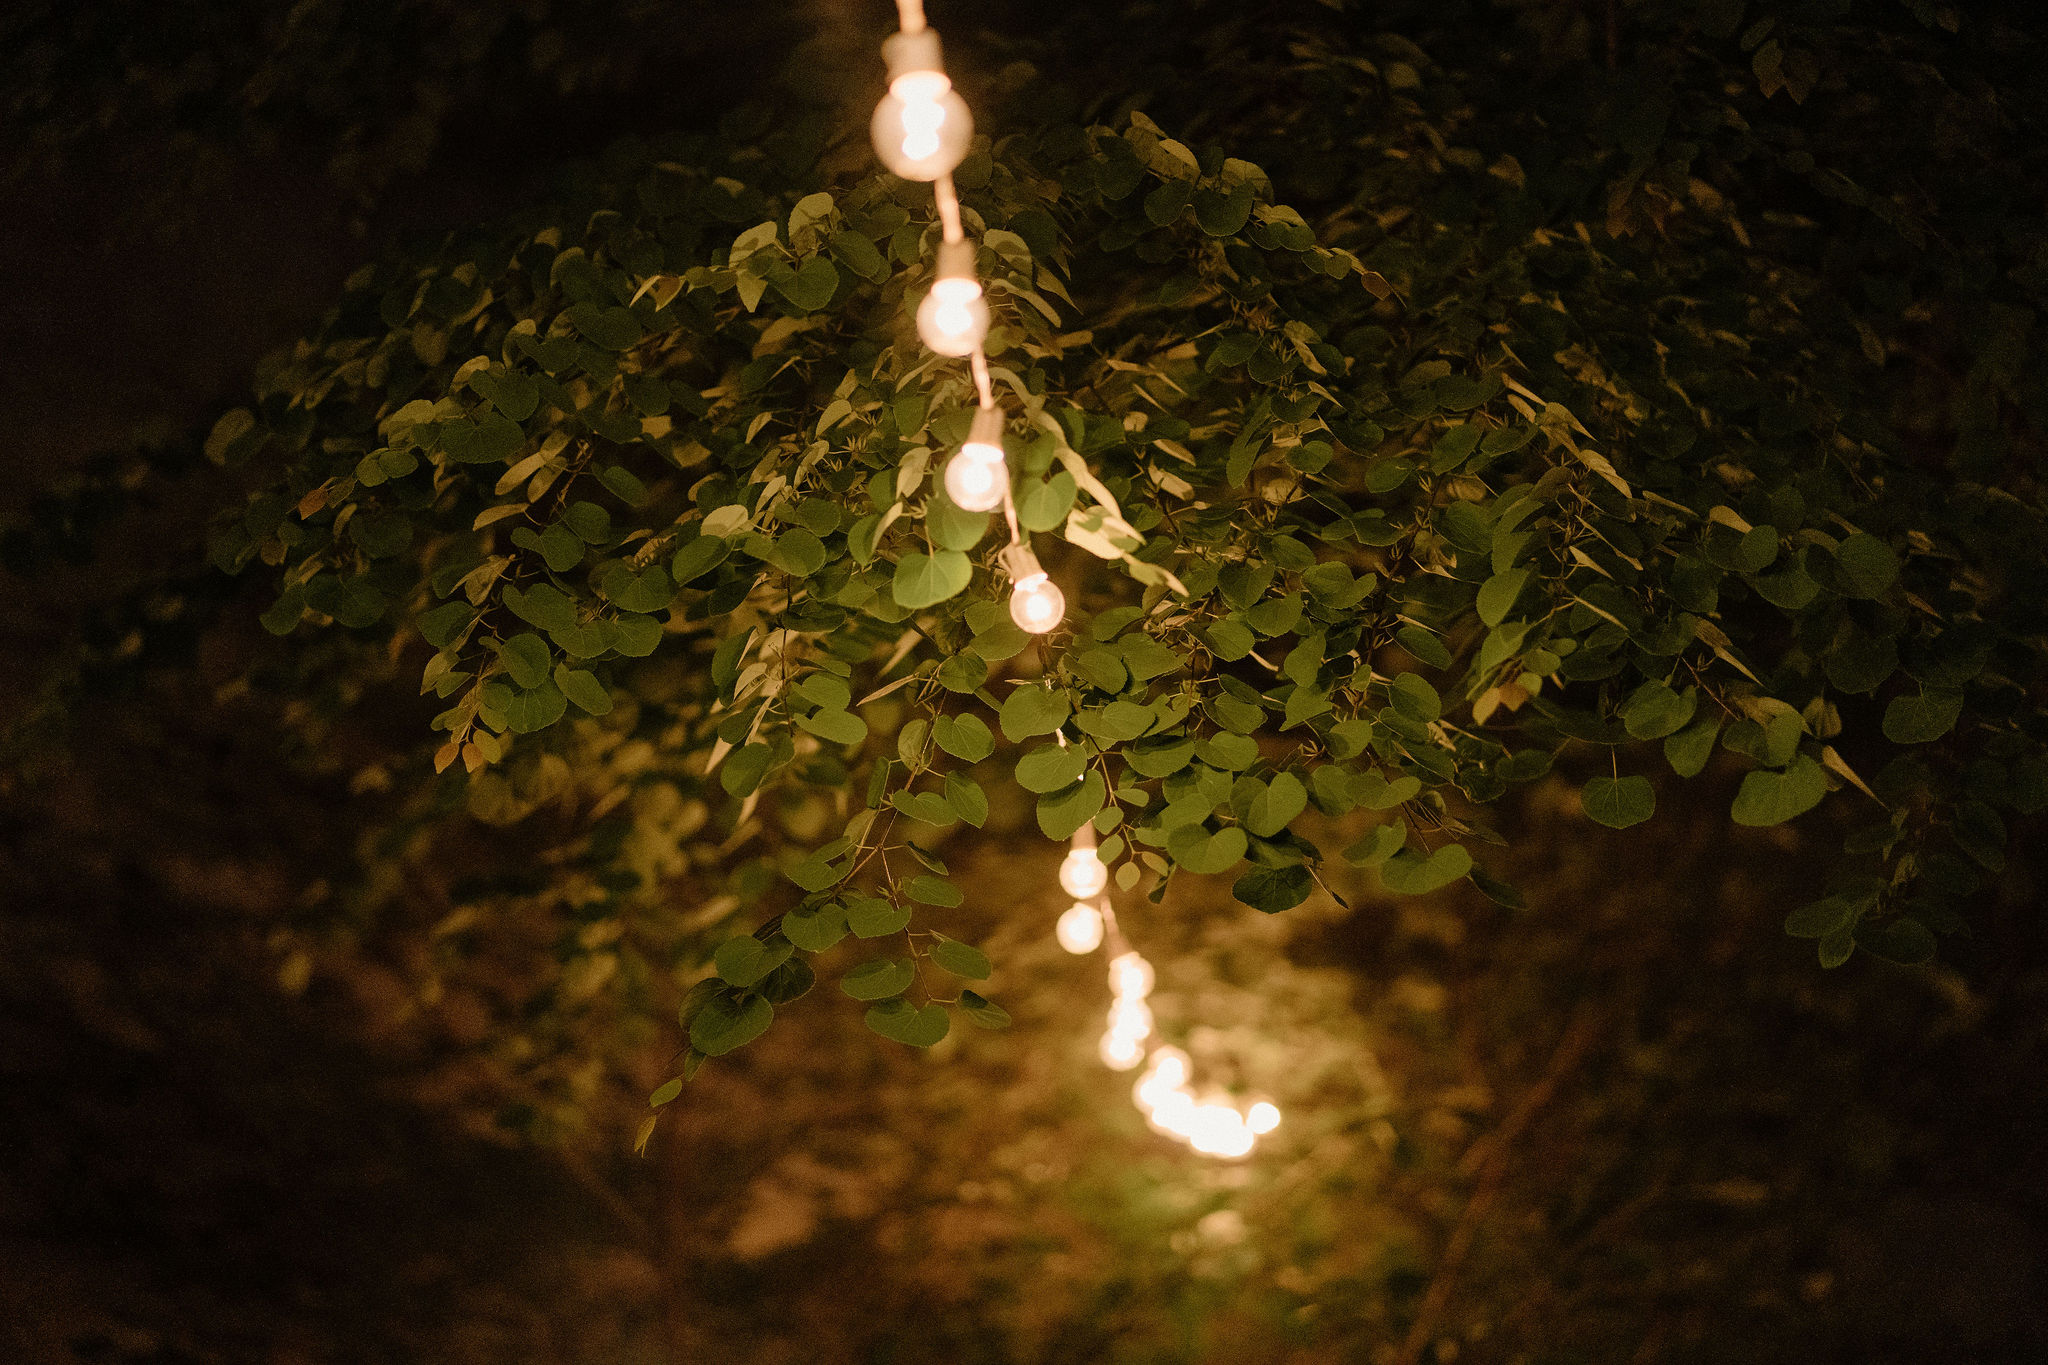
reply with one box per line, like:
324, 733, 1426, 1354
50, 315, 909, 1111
1058, 830, 1284, 1159
872, 27, 972, 180
1056, 901, 1105, 954
868, 6, 1285, 1166
943, 405, 1008, 512
917, 239, 990, 357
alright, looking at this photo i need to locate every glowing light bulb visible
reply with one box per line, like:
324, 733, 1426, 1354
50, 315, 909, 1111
1108, 951, 1155, 1001
999, 544, 1065, 635
1009, 572, 1065, 634
1059, 847, 1107, 899
1246, 1101, 1282, 1135
1188, 1100, 1255, 1158
916, 277, 989, 356
871, 34, 973, 180
1146, 1047, 1191, 1088
1107, 996, 1153, 1040
1056, 901, 1104, 954
1099, 1030, 1145, 1070
943, 407, 1008, 512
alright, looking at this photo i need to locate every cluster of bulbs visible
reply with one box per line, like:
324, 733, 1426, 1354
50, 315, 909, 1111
1055, 830, 1283, 1159
871, 1, 1062, 636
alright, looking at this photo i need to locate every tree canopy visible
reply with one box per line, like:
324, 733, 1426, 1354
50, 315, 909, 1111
129, 0, 2042, 1128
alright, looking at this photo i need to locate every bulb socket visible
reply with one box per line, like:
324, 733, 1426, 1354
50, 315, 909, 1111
998, 543, 1043, 583
934, 237, 977, 283
881, 29, 946, 86
966, 405, 1005, 450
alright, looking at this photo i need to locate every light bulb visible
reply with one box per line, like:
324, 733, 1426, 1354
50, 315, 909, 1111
1144, 1046, 1190, 1089
871, 80, 972, 181
871, 31, 973, 181
943, 447, 1004, 511
1149, 1088, 1198, 1137
915, 279, 989, 356
1246, 1101, 1282, 1135
1010, 573, 1065, 633
1108, 951, 1154, 1001
1099, 1029, 1145, 1071
1188, 1101, 1255, 1158
1107, 996, 1153, 1040
943, 406, 1008, 512
1056, 902, 1104, 954
1058, 847, 1107, 899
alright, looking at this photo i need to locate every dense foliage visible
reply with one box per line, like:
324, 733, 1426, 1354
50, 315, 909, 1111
168, 0, 2048, 1117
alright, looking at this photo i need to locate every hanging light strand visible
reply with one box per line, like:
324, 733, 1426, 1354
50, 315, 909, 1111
1062, 831, 1281, 1159
872, 2, 1052, 634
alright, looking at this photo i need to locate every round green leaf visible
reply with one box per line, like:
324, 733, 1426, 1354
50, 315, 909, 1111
864, 998, 950, 1047
841, 957, 916, 1001
929, 937, 991, 980
1581, 775, 1655, 828
892, 551, 973, 609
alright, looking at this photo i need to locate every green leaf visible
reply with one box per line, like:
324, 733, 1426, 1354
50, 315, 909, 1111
1352, 770, 1422, 809
864, 998, 950, 1047
672, 535, 730, 584
553, 664, 613, 716
497, 633, 551, 688
841, 957, 916, 1001
1477, 569, 1529, 627
503, 681, 568, 733
1000, 687, 1071, 741
933, 713, 994, 762
767, 528, 827, 577
775, 254, 841, 311
1167, 824, 1248, 875
722, 743, 773, 798
1233, 864, 1313, 914
690, 992, 773, 1056
1834, 533, 1900, 598
906, 874, 962, 907
1075, 701, 1153, 743
540, 523, 586, 573
1389, 673, 1442, 723
1019, 473, 1077, 532
1730, 755, 1829, 827
1243, 773, 1308, 837
929, 936, 992, 980
1855, 917, 1937, 965
1204, 617, 1255, 660
1664, 712, 1723, 778
1621, 682, 1696, 741
892, 551, 973, 608
829, 229, 888, 281
1016, 743, 1087, 793
567, 302, 644, 350
1037, 770, 1107, 839
1342, 823, 1406, 866
944, 772, 989, 827
845, 895, 911, 938
1379, 844, 1473, 894
1396, 625, 1453, 669
797, 708, 868, 746
650, 1078, 683, 1108
715, 935, 793, 988
783, 902, 849, 952
503, 583, 578, 633
1882, 690, 1963, 744
1581, 775, 1655, 828
958, 990, 1011, 1029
